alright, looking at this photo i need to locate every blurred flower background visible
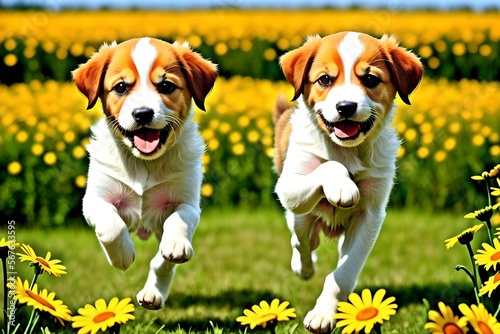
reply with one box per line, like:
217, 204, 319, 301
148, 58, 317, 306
0, 2, 500, 227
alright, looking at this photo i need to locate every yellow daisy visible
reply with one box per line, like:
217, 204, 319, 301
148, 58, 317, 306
475, 238, 500, 271
424, 301, 469, 334
236, 299, 296, 329
14, 277, 72, 325
465, 206, 493, 222
72, 297, 135, 334
458, 303, 500, 334
17, 244, 67, 277
445, 224, 483, 249
479, 272, 500, 297
334, 288, 398, 334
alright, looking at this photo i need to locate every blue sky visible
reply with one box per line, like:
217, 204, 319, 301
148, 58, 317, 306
3, 0, 500, 10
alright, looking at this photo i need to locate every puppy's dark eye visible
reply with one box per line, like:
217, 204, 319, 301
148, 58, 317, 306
361, 74, 381, 89
157, 81, 177, 95
317, 75, 332, 87
113, 82, 128, 95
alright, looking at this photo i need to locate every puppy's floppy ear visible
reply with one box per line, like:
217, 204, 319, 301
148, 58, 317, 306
174, 42, 218, 111
380, 35, 424, 105
72, 42, 115, 110
280, 35, 322, 101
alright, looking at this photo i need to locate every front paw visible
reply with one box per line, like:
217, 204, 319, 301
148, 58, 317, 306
304, 307, 336, 334
137, 287, 165, 310
95, 224, 135, 271
323, 176, 359, 208
160, 237, 194, 264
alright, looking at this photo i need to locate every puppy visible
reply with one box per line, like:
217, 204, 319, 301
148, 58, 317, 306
274, 32, 423, 333
73, 37, 217, 309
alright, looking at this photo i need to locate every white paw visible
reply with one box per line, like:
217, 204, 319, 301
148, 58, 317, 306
137, 287, 165, 310
160, 237, 194, 264
323, 176, 359, 208
304, 308, 336, 334
95, 224, 135, 271
291, 248, 316, 279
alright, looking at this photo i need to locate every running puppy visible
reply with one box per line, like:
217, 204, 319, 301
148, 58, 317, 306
274, 32, 422, 333
73, 37, 217, 310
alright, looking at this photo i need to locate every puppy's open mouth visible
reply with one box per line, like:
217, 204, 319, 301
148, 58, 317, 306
119, 125, 172, 155
319, 112, 376, 140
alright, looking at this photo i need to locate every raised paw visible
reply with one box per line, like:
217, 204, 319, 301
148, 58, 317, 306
137, 287, 164, 310
95, 224, 135, 271
160, 237, 194, 264
323, 176, 360, 208
304, 308, 336, 334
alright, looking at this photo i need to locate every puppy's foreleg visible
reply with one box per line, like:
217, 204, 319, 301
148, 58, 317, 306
160, 203, 200, 263
304, 210, 386, 333
276, 160, 360, 215
137, 251, 176, 310
83, 199, 136, 271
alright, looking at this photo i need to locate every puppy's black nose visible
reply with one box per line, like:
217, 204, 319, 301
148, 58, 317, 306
336, 101, 357, 118
132, 108, 154, 125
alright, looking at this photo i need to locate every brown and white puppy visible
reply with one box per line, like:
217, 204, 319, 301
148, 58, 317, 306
274, 32, 422, 333
73, 37, 217, 310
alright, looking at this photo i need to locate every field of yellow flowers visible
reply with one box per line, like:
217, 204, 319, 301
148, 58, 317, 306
1, 9, 500, 226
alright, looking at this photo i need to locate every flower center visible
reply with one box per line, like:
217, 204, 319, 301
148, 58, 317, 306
93, 311, 115, 323
478, 321, 494, 334
26, 289, 56, 311
490, 252, 500, 262
494, 273, 500, 283
443, 322, 464, 334
35, 256, 50, 268
259, 313, 277, 323
356, 307, 378, 321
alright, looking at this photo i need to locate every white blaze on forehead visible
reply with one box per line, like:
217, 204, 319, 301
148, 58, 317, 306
338, 32, 364, 84
132, 37, 157, 88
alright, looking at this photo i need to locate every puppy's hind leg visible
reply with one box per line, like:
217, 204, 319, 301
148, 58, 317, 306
137, 251, 176, 310
288, 211, 319, 280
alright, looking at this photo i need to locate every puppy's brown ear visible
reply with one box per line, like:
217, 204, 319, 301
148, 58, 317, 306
280, 35, 322, 101
174, 42, 218, 111
381, 35, 424, 105
72, 42, 115, 110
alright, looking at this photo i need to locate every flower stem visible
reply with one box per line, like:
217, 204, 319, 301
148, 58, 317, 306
24, 309, 38, 334
466, 242, 481, 304
29, 265, 41, 290
485, 219, 494, 245
494, 301, 500, 318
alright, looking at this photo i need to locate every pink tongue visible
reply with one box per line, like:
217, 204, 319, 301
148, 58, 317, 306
334, 121, 360, 139
134, 129, 161, 154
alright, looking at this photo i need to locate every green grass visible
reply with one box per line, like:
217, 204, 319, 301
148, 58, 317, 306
3, 207, 479, 333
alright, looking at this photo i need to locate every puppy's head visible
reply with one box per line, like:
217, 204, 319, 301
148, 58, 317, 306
280, 32, 423, 147
73, 37, 217, 160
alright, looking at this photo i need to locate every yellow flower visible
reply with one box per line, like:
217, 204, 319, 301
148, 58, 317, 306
232, 143, 245, 156
424, 301, 469, 334
236, 299, 296, 329
445, 224, 483, 249
479, 272, 500, 298
75, 175, 87, 188
334, 289, 397, 334
14, 277, 72, 325
201, 183, 214, 197
43, 151, 58, 166
458, 303, 500, 334
4, 53, 18, 67
72, 297, 135, 334
7, 161, 22, 175
17, 244, 67, 277
465, 206, 493, 222
475, 238, 500, 271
